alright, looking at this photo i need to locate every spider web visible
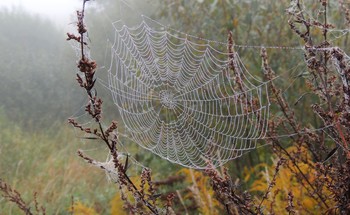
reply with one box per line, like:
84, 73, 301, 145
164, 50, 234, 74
107, 16, 271, 169
66, 0, 350, 172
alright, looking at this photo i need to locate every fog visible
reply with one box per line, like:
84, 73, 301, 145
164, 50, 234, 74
0, 0, 82, 26
0, 0, 155, 129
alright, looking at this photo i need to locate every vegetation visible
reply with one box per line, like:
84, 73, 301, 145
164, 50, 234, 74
0, 8, 82, 128
1, 0, 350, 214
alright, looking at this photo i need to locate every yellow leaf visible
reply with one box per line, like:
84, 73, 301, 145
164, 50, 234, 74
69, 202, 99, 215
233, 18, 239, 28
249, 146, 335, 214
110, 193, 128, 215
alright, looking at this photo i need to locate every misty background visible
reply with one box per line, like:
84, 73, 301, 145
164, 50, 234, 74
1, 0, 347, 213
0, 0, 159, 128
0, 0, 83, 127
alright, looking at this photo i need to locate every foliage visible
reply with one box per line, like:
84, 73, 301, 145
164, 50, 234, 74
177, 169, 222, 214
70, 201, 99, 215
76, 168, 223, 214
249, 146, 335, 214
110, 193, 128, 215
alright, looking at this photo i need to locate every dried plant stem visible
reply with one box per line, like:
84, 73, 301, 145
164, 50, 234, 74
67, 1, 160, 214
256, 158, 284, 213
261, 48, 329, 209
0, 179, 34, 215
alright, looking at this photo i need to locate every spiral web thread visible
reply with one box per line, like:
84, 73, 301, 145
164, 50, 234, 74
107, 16, 272, 169
67, 0, 350, 173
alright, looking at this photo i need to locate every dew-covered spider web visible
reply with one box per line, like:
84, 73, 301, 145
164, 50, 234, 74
67, 0, 350, 170
107, 15, 272, 169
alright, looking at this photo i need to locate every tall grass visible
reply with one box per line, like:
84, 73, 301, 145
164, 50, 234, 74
0, 113, 117, 214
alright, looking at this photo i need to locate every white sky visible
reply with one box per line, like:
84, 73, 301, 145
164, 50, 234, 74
0, 0, 83, 25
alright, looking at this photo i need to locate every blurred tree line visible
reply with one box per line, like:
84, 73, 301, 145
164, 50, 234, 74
0, 7, 82, 128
